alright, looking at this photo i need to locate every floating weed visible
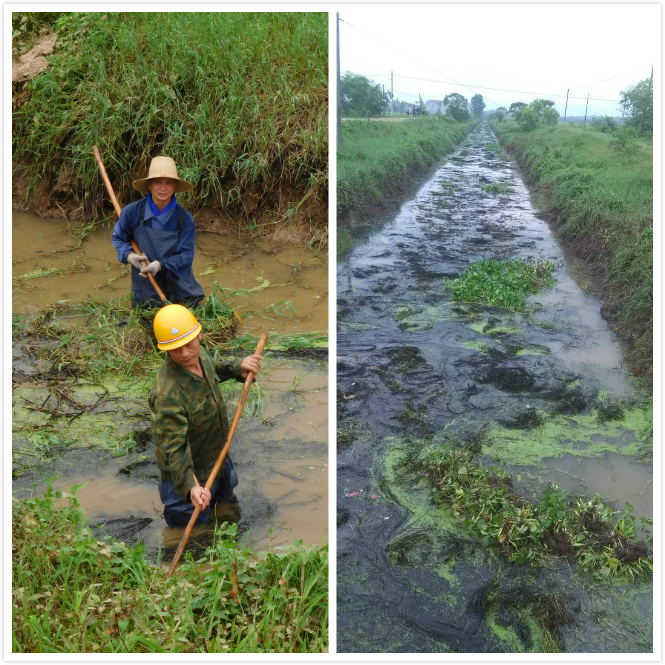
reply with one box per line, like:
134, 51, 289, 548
338, 321, 378, 331
419, 445, 651, 581
468, 320, 521, 336
459, 340, 489, 354
486, 407, 651, 466
514, 345, 550, 357
481, 181, 513, 195
445, 259, 555, 312
13, 266, 65, 283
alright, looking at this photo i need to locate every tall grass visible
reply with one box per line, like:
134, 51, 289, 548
12, 486, 328, 653
337, 117, 473, 226
494, 121, 652, 374
13, 12, 327, 233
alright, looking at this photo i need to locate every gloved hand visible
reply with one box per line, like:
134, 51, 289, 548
126, 252, 147, 269
139, 260, 161, 279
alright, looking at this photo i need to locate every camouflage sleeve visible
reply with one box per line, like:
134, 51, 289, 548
149, 392, 197, 500
215, 358, 244, 383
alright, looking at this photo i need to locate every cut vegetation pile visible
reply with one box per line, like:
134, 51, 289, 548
420, 445, 651, 581
445, 258, 554, 312
493, 121, 652, 374
337, 117, 472, 252
12, 12, 327, 242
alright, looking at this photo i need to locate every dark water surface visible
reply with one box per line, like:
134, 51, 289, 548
336, 124, 651, 653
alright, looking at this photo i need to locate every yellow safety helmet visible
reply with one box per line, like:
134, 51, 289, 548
153, 304, 202, 351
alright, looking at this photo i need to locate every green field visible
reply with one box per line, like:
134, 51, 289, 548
12, 12, 327, 241
337, 117, 473, 252
494, 121, 652, 374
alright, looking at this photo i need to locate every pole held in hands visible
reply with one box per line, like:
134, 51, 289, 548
92, 145, 168, 303
167, 333, 268, 576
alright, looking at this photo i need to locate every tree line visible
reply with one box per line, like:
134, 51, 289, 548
492, 77, 652, 135
340, 72, 652, 137
340, 72, 485, 120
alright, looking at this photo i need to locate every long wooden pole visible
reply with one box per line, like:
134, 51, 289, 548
92, 145, 168, 302
167, 333, 268, 576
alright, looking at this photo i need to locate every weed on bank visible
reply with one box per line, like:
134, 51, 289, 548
337, 117, 472, 247
493, 121, 652, 373
12, 12, 327, 236
12, 486, 328, 653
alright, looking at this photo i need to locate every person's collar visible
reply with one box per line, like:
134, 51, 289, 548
146, 192, 176, 217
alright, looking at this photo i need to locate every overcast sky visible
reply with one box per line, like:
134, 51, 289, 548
338, 4, 660, 117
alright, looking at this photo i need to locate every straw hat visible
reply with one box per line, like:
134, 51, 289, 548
132, 155, 193, 195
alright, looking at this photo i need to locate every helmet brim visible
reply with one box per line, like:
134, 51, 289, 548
157, 322, 202, 351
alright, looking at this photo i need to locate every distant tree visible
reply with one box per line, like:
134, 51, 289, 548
541, 106, 559, 126
470, 94, 486, 117
591, 115, 618, 133
494, 107, 508, 121
530, 99, 556, 121
418, 94, 426, 115
620, 78, 653, 135
340, 72, 390, 118
508, 102, 527, 116
516, 106, 538, 131
444, 93, 470, 121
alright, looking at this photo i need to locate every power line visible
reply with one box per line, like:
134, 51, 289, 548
340, 20, 626, 106
362, 72, 621, 104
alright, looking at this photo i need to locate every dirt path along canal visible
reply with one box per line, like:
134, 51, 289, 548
336, 124, 651, 653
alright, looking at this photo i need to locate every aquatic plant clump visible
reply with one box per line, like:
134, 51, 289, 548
12, 485, 328, 653
420, 446, 652, 581
445, 258, 554, 311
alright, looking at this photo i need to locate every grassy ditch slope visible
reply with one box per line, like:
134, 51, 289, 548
337, 117, 473, 252
12, 12, 327, 243
494, 121, 652, 375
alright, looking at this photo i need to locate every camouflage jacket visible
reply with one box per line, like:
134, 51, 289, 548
149, 347, 244, 500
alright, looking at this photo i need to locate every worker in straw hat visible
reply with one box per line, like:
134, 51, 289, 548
149, 304, 263, 527
111, 155, 204, 308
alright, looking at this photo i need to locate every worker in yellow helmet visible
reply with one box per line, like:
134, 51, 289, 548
149, 304, 262, 526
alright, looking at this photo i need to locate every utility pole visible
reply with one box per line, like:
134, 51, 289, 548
336, 12, 341, 147
563, 88, 569, 125
390, 70, 394, 116
583, 93, 589, 129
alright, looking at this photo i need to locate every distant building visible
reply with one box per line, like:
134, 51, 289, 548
425, 99, 443, 115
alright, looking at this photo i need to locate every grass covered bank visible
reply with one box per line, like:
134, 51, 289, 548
337, 117, 473, 253
493, 121, 652, 374
12, 487, 328, 652
12, 12, 327, 243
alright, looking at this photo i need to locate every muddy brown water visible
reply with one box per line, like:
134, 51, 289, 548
13, 214, 328, 554
13, 211, 327, 336
45, 361, 328, 553
336, 124, 651, 653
